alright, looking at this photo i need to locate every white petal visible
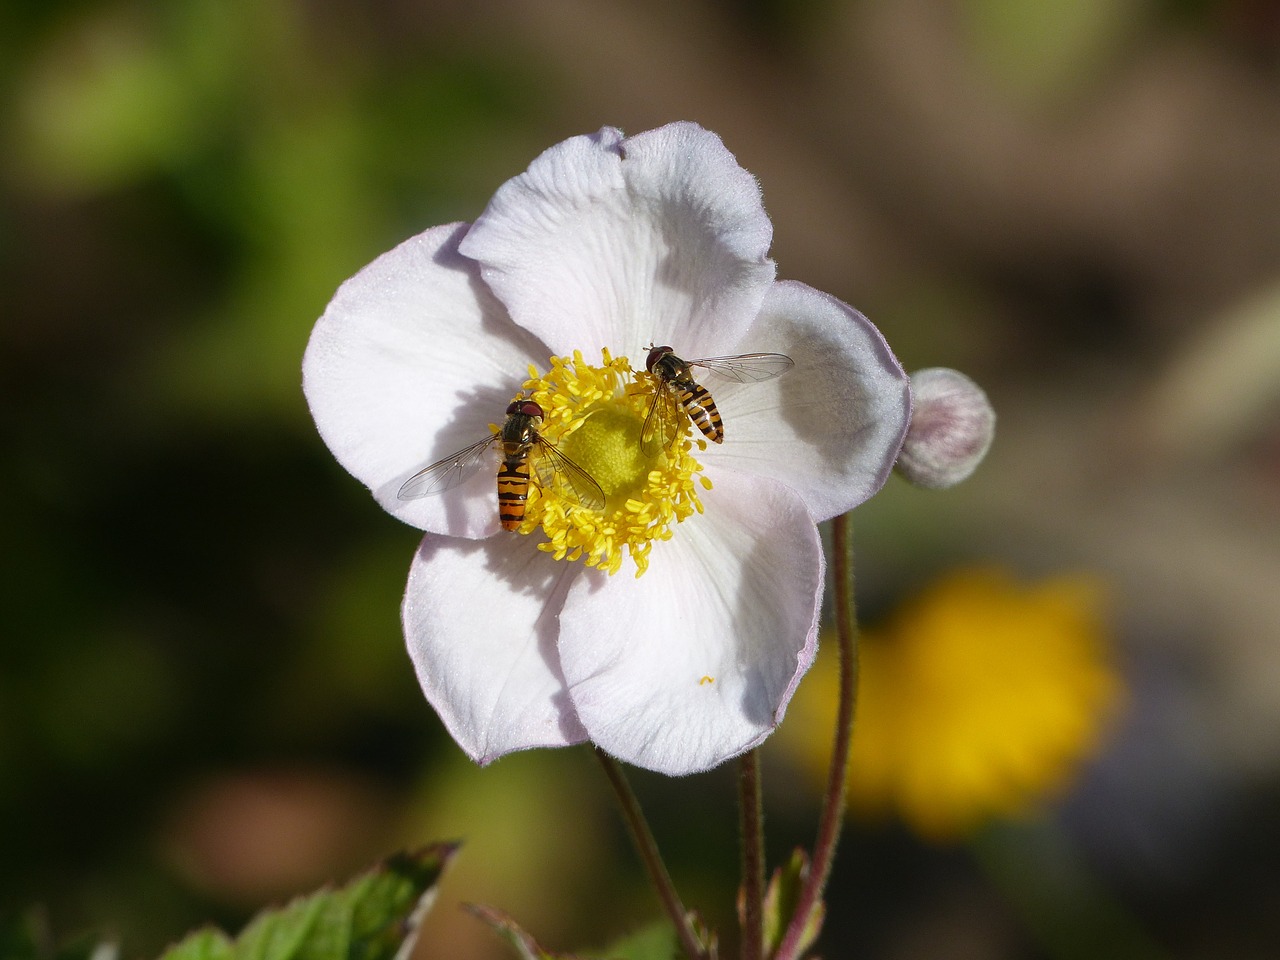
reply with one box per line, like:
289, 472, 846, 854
459, 122, 776, 360
557, 473, 823, 776
303, 223, 550, 537
403, 534, 588, 763
701, 280, 912, 521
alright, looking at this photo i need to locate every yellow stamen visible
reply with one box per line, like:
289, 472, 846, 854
518, 349, 708, 576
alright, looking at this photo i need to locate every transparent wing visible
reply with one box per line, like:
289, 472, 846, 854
640, 385, 684, 458
397, 435, 498, 500
690, 353, 794, 383
530, 440, 606, 512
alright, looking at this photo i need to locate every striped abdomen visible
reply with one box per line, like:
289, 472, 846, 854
677, 381, 724, 443
497, 451, 532, 530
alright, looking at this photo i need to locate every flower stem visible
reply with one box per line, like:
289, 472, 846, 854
738, 749, 765, 960
595, 747, 708, 960
774, 511, 859, 960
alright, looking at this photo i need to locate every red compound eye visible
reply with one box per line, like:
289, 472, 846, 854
513, 400, 543, 418
505, 398, 542, 417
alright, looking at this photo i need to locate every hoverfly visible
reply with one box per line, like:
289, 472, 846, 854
641, 345, 794, 456
398, 397, 605, 530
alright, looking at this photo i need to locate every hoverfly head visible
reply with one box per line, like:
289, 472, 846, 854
505, 398, 544, 419
645, 344, 674, 372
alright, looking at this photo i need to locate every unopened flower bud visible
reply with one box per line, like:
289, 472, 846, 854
896, 368, 994, 489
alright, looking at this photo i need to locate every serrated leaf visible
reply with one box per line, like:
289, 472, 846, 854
234, 894, 327, 960
153, 928, 234, 960
157, 844, 458, 960
464, 905, 582, 960
761, 849, 823, 957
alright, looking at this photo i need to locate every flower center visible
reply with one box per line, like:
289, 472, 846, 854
518, 349, 710, 577
559, 406, 651, 499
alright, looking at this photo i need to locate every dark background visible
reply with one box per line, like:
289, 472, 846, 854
3, 1, 1279, 958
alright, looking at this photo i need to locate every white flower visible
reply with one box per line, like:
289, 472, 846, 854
303, 123, 910, 775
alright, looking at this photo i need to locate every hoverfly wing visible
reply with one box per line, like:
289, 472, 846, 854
530, 441, 606, 512
397, 435, 498, 500
639, 386, 683, 458
691, 353, 794, 383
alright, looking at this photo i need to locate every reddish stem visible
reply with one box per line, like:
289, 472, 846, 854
773, 512, 859, 960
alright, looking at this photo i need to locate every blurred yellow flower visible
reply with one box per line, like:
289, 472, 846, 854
782, 568, 1122, 840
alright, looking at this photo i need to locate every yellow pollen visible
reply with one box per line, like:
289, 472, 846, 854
517, 349, 707, 576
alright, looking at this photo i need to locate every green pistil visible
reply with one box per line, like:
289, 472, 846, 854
560, 406, 652, 502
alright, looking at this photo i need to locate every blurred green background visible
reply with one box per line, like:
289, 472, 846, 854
4, 0, 1280, 958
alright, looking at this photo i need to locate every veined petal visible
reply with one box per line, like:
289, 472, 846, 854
459, 122, 776, 360
303, 223, 549, 538
403, 534, 588, 763
557, 473, 823, 776
702, 280, 912, 521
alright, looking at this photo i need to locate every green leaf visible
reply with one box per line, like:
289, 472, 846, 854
156, 928, 234, 960
587, 920, 680, 960
157, 844, 458, 960
761, 848, 823, 957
